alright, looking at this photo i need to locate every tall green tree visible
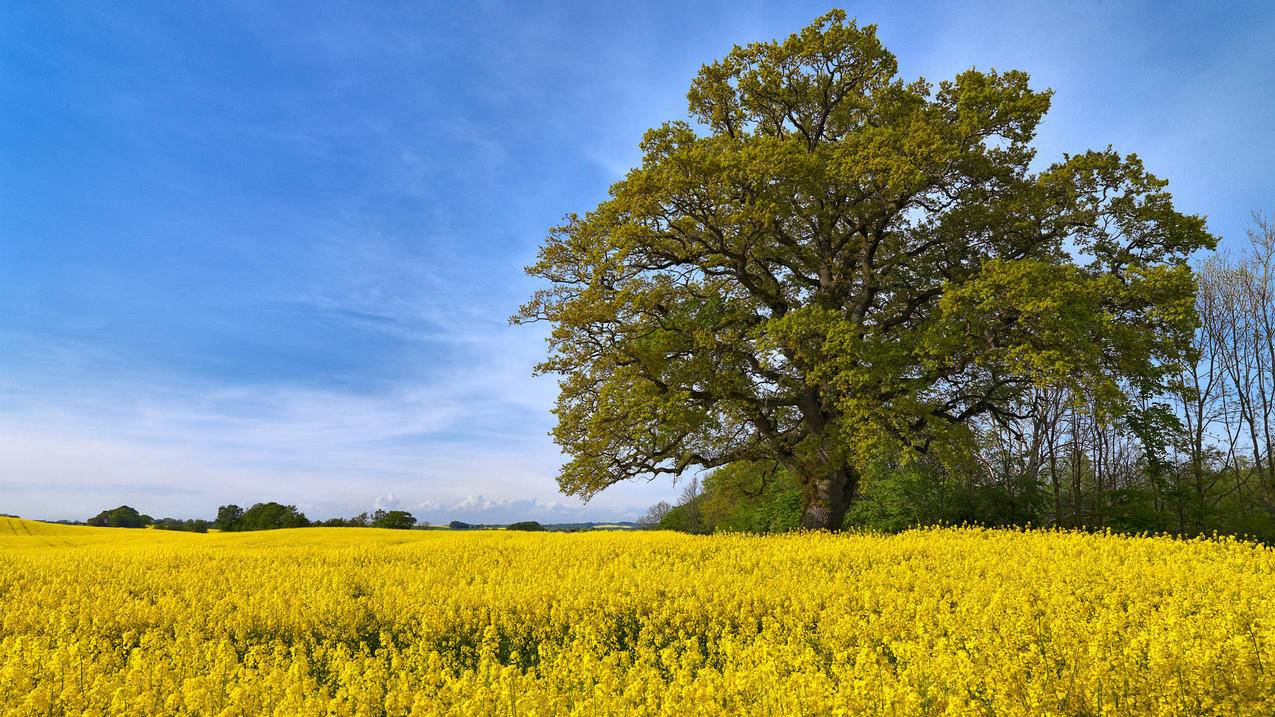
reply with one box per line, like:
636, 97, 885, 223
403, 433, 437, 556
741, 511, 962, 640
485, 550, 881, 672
214, 504, 244, 532
371, 509, 417, 529
235, 502, 309, 531
517, 11, 1213, 530
87, 505, 152, 528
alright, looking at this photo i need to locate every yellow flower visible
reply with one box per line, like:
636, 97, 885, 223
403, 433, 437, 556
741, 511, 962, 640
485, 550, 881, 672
1, 516, 1273, 715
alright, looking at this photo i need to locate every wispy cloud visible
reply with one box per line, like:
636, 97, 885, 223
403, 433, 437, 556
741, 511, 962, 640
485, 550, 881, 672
0, 263, 663, 522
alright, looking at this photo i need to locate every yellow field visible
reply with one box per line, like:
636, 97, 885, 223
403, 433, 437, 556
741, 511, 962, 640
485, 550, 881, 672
1, 517, 1272, 716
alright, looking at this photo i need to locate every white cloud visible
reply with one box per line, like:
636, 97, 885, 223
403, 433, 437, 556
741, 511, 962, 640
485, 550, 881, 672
0, 325, 675, 522
409, 494, 645, 525
373, 492, 400, 511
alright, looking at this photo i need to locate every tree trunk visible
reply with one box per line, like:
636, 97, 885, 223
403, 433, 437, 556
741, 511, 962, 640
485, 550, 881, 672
800, 467, 858, 530
1049, 443, 1061, 528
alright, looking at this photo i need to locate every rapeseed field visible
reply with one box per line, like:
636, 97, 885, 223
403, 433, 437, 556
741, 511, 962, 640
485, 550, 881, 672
1, 516, 1272, 715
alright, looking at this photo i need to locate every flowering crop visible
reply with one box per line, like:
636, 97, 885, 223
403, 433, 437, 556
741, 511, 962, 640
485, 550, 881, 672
1, 516, 1272, 715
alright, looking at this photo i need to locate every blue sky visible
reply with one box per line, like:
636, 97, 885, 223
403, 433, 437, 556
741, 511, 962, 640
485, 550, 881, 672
2, 1, 1273, 522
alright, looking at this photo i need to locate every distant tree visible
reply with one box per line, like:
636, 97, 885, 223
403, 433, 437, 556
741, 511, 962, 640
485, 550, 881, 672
236, 502, 309, 531
677, 478, 706, 533
371, 510, 417, 529
516, 10, 1213, 530
448, 520, 473, 530
152, 517, 211, 533
637, 501, 673, 528
507, 520, 545, 531
679, 477, 703, 506
214, 504, 244, 531
655, 477, 712, 534
87, 505, 152, 528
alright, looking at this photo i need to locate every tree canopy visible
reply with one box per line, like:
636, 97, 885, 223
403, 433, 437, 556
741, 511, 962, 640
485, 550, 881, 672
214, 504, 244, 532
214, 502, 309, 532
371, 510, 417, 529
507, 520, 546, 532
518, 10, 1214, 530
87, 505, 152, 529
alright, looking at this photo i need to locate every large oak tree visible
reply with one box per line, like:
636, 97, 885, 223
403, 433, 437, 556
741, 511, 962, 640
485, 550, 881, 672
517, 11, 1214, 530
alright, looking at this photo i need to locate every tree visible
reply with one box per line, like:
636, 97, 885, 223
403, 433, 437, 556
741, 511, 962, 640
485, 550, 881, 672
636, 500, 673, 528
153, 517, 211, 533
698, 462, 804, 533
448, 520, 473, 530
371, 510, 417, 529
214, 504, 244, 532
507, 520, 545, 531
87, 505, 152, 528
675, 477, 706, 533
236, 502, 309, 531
517, 11, 1213, 530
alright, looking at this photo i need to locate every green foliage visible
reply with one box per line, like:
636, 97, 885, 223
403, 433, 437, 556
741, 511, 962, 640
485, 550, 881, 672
518, 10, 1213, 530
699, 462, 804, 533
646, 451, 1275, 542
372, 510, 417, 529
214, 505, 243, 532
313, 511, 422, 529
86, 505, 152, 529
152, 517, 211, 533
215, 502, 309, 532
506, 521, 546, 532
656, 463, 803, 534
847, 456, 1047, 532
315, 516, 358, 528
657, 503, 706, 534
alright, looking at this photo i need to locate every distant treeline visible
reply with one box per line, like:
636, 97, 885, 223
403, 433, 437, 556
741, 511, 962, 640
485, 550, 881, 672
445, 520, 543, 531
307, 508, 418, 530
88, 505, 211, 532
211, 504, 425, 531
82, 504, 425, 532
73, 507, 632, 533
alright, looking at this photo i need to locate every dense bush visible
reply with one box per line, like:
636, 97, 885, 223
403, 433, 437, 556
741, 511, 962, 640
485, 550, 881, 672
657, 464, 803, 534
847, 456, 1046, 533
